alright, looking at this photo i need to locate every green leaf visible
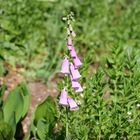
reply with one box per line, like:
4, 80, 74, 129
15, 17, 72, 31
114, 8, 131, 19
3, 86, 24, 124
36, 119, 48, 140
0, 121, 13, 140
0, 63, 5, 76
0, 109, 3, 121
109, 134, 116, 139
8, 112, 16, 135
19, 82, 30, 118
0, 84, 6, 98
30, 96, 57, 139
34, 96, 57, 125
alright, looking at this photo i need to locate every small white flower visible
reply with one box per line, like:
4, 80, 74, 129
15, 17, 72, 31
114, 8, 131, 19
127, 112, 132, 115
137, 103, 140, 108
128, 118, 133, 122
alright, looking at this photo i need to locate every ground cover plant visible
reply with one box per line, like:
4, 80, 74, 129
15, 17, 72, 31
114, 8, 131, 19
0, 0, 140, 140
1, 0, 140, 81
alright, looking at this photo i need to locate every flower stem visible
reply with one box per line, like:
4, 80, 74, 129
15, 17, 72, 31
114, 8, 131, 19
65, 106, 69, 140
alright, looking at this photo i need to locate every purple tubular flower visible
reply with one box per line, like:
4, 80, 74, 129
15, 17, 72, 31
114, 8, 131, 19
60, 57, 69, 74
75, 84, 83, 93
70, 75, 81, 89
70, 63, 81, 80
70, 47, 77, 58
59, 88, 68, 106
73, 55, 82, 68
67, 45, 72, 51
68, 97, 78, 111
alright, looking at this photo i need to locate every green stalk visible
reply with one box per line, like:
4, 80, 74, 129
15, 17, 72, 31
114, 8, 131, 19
65, 75, 69, 140
65, 106, 69, 140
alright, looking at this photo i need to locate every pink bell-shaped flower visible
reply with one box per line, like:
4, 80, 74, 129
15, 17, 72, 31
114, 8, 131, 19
67, 45, 72, 51
68, 97, 78, 111
70, 63, 81, 80
73, 55, 82, 68
60, 57, 69, 74
70, 75, 81, 89
59, 88, 68, 106
75, 84, 83, 93
70, 47, 77, 58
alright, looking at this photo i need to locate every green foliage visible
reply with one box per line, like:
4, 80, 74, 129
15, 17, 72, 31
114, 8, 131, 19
3, 83, 30, 123
3, 88, 23, 126
0, 0, 140, 139
0, 0, 140, 81
0, 85, 5, 99
0, 82, 30, 139
58, 45, 140, 139
0, 63, 5, 76
0, 121, 13, 140
29, 96, 59, 140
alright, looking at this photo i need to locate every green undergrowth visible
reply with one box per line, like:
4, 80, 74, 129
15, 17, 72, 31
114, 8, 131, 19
0, 44, 139, 139
27, 44, 140, 140
0, 1, 140, 139
56, 44, 140, 140
0, 0, 140, 81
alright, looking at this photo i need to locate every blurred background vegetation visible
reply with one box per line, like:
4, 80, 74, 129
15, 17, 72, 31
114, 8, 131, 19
0, 0, 140, 82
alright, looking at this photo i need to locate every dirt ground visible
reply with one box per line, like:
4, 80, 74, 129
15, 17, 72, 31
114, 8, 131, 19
22, 81, 58, 133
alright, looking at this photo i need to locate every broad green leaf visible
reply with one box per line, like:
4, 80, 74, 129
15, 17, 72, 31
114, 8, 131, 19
19, 82, 30, 118
3, 86, 24, 124
30, 96, 57, 139
8, 112, 16, 135
34, 96, 57, 125
0, 121, 13, 140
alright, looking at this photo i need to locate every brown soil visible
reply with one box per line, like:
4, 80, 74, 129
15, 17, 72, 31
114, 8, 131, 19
22, 81, 58, 133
